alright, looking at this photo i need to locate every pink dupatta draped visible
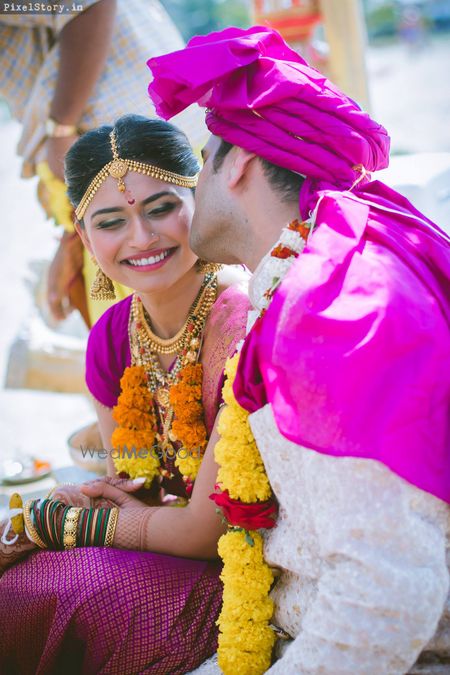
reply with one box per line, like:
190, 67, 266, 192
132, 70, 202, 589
234, 183, 450, 502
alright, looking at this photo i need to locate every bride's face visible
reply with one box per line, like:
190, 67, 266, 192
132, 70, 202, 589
80, 172, 197, 295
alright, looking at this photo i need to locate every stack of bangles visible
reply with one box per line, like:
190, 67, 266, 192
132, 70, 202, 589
20, 498, 119, 550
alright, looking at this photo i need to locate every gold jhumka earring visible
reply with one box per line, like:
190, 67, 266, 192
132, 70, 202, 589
90, 260, 116, 301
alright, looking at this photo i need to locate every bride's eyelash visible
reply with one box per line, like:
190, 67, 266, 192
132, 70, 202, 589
147, 202, 176, 217
96, 218, 124, 230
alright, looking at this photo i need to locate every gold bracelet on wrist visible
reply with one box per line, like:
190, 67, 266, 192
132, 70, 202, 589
104, 508, 119, 548
23, 499, 47, 549
63, 507, 82, 550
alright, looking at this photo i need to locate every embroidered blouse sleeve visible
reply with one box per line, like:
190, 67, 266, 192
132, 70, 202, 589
85, 297, 132, 409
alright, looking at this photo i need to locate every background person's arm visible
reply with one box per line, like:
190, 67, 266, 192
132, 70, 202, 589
47, 0, 117, 180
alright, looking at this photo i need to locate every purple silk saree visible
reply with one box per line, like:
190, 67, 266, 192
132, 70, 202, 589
0, 548, 221, 674
0, 285, 249, 674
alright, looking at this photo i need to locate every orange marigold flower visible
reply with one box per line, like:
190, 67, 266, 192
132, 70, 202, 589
111, 427, 156, 453
117, 387, 152, 411
172, 420, 207, 450
119, 365, 147, 389
179, 363, 203, 384
271, 244, 297, 259
173, 401, 204, 424
113, 406, 153, 430
287, 219, 311, 240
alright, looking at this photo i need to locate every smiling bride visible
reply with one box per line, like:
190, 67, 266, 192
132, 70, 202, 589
0, 115, 249, 674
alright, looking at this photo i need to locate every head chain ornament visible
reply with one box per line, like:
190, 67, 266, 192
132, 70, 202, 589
75, 129, 198, 220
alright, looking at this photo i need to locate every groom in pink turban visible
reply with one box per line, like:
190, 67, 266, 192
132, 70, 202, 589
149, 26, 450, 674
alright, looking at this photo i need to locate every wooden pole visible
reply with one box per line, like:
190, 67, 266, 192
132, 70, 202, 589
319, 0, 371, 110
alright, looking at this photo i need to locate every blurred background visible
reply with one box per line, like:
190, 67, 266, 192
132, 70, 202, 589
0, 0, 449, 515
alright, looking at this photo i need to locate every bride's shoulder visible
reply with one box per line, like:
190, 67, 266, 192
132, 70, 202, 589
87, 295, 133, 357
204, 267, 250, 346
216, 265, 250, 301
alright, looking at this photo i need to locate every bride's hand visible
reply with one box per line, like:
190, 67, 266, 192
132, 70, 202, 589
50, 483, 92, 508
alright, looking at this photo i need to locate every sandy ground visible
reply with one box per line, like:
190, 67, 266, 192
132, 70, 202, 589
0, 36, 448, 516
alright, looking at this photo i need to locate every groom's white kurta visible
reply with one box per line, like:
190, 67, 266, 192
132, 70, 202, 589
250, 403, 449, 674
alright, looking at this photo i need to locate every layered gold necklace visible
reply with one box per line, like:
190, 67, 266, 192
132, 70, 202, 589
125, 272, 218, 483
129, 271, 218, 404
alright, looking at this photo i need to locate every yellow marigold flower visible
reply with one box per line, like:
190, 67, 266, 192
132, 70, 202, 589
214, 349, 276, 674
113, 453, 160, 488
175, 453, 202, 481
218, 647, 272, 675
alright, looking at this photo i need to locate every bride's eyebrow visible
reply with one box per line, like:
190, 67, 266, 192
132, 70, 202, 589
142, 191, 177, 206
91, 191, 176, 218
91, 206, 123, 218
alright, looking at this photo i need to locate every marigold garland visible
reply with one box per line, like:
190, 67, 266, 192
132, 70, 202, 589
111, 363, 208, 487
213, 220, 313, 674
169, 363, 207, 481
214, 353, 275, 675
111, 365, 159, 487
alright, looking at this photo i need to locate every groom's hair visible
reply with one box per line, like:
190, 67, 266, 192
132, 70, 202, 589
213, 139, 304, 204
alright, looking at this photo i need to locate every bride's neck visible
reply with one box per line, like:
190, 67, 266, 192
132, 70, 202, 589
138, 267, 204, 339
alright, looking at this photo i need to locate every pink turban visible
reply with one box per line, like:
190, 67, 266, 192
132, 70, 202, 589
148, 25, 390, 215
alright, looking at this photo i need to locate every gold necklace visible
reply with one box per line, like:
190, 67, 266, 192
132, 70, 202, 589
133, 273, 217, 355
129, 273, 218, 394
127, 273, 217, 481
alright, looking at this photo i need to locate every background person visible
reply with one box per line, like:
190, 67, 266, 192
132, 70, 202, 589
0, 0, 203, 326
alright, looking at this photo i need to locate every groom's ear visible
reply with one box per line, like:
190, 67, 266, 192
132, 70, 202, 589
227, 147, 256, 189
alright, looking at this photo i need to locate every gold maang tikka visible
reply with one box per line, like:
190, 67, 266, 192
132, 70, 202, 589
75, 128, 198, 221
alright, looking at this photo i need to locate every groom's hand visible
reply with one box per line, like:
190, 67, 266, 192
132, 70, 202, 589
80, 476, 146, 509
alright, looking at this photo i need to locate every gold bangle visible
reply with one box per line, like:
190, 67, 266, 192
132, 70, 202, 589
23, 499, 47, 549
63, 507, 82, 550
104, 508, 119, 548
